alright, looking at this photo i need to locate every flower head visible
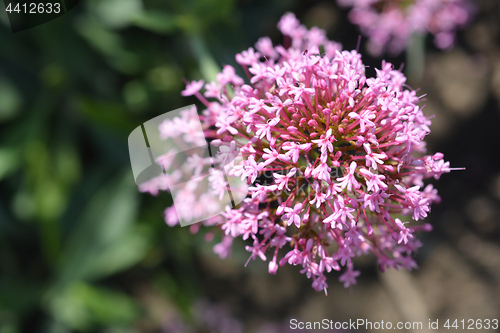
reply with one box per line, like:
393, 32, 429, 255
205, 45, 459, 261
338, 0, 474, 55
144, 13, 454, 293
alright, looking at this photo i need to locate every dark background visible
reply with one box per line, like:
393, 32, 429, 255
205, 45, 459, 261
0, 0, 499, 332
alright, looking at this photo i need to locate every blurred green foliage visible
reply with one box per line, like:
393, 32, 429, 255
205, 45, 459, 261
0, 0, 266, 331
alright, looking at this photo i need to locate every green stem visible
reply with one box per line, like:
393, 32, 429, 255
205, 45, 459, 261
406, 33, 425, 84
189, 33, 220, 83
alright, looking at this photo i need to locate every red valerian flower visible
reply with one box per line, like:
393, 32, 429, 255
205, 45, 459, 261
147, 13, 459, 293
337, 0, 474, 56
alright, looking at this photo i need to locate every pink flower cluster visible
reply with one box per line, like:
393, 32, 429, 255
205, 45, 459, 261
153, 13, 454, 293
337, 0, 474, 55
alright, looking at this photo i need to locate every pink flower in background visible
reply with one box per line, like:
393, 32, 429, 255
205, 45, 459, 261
338, 0, 474, 55
146, 13, 457, 293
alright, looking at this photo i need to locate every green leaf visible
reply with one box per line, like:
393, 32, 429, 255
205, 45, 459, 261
75, 17, 140, 74
0, 276, 44, 315
0, 78, 22, 121
76, 96, 136, 136
89, 224, 151, 278
131, 11, 178, 34
0, 147, 20, 181
189, 34, 220, 82
123, 80, 149, 111
94, 0, 144, 29
56, 171, 144, 283
49, 282, 140, 331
